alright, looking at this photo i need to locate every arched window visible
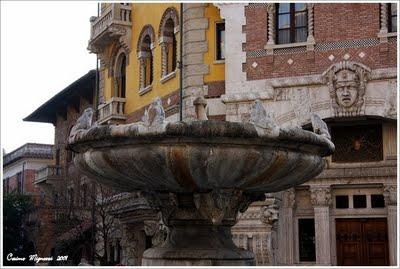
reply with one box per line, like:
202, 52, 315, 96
159, 8, 179, 79
137, 25, 155, 93
142, 35, 153, 87
114, 53, 127, 98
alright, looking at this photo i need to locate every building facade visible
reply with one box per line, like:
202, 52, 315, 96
24, 71, 98, 264
219, 2, 398, 266
20, 2, 397, 266
3, 143, 54, 259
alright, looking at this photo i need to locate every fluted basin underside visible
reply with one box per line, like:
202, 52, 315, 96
69, 120, 334, 266
70, 120, 334, 194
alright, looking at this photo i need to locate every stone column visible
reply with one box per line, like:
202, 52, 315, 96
383, 184, 397, 266
380, 3, 388, 34
277, 188, 295, 265
260, 196, 279, 265
307, 4, 315, 44
160, 42, 168, 77
310, 185, 332, 266
120, 223, 139, 265
266, 4, 275, 45
139, 57, 146, 89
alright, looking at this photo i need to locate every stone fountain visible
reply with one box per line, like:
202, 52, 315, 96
68, 97, 334, 266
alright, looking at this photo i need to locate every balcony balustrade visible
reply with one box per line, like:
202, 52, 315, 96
35, 165, 62, 185
98, 97, 127, 125
88, 3, 132, 53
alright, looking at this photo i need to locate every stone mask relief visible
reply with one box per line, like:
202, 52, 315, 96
323, 61, 371, 117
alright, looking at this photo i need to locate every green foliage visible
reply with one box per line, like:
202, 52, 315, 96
3, 191, 35, 266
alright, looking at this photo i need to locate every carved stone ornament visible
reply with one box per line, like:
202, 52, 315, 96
322, 61, 371, 117
250, 99, 280, 137
68, 107, 94, 142
310, 186, 332, 207
383, 185, 397, 206
281, 188, 296, 208
142, 97, 165, 127
144, 219, 168, 247
260, 204, 279, 225
311, 114, 331, 140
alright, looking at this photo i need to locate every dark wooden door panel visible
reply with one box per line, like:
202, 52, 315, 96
336, 218, 389, 266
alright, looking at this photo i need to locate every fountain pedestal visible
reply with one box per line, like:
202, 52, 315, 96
142, 191, 260, 266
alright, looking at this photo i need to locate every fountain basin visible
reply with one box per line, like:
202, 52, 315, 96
69, 120, 334, 194
68, 119, 334, 265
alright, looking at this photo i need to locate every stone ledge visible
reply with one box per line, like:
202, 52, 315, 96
139, 85, 153, 96
316, 165, 397, 179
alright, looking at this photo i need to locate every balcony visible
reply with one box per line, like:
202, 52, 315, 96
98, 97, 127, 125
88, 3, 132, 53
35, 165, 62, 185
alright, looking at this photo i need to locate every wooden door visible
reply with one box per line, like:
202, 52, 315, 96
336, 218, 389, 266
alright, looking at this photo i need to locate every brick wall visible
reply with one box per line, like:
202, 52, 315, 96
243, 3, 397, 80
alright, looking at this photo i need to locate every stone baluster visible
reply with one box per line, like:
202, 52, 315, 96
266, 4, 275, 45
310, 185, 332, 265
383, 184, 397, 265
277, 188, 295, 265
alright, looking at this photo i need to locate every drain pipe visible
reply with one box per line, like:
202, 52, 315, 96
94, 3, 100, 121
179, 3, 183, 121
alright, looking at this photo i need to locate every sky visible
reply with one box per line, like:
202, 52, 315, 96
1, 1, 98, 153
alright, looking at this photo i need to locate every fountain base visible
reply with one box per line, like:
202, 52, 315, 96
142, 224, 255, 266
141, 191, 259, 266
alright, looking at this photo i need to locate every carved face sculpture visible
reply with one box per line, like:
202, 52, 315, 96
334, 70, 359, 108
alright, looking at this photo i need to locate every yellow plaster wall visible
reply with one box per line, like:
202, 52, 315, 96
204, 4, 225, 83
102, 3, 180, 114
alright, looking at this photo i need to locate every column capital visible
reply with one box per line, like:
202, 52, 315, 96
383, 184, 397, 206
281, 188, 295, 208
310, 186, 332, 207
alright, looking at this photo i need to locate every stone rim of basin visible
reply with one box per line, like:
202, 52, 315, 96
69, 119, 334, 155
68, 97, 334, 156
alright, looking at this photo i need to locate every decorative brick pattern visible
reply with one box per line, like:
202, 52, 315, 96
243, 3, 397, 80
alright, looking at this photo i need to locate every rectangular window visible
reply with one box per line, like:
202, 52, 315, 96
371, 194, 385, 208
66, 150, 73, 163
55, 149, 60, 166
116, 241, 122, 264
82, 184, 88, 207
389, 3, 397, 33
276, 3, 308, 44
5, 178, 10, 194
335, 195, 349, 209
353, 195, 367, 208
17, 172, 23, 193
298, 218, 316, 262
216, 22, 225, 60
69, 188, 74, 208
331, 124, 383, 163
